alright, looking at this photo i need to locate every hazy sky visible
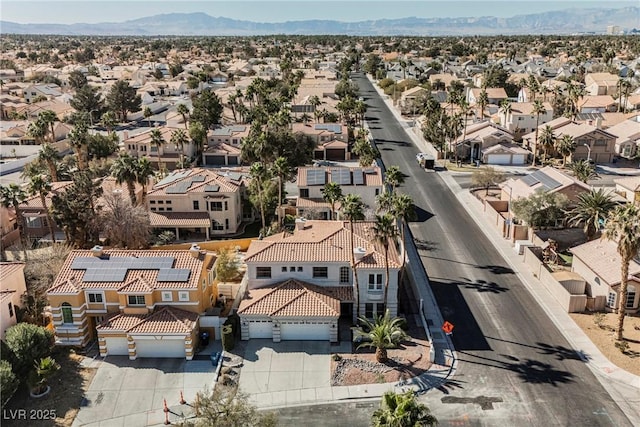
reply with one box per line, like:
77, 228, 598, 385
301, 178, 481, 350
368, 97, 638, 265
1, 1, 636, 24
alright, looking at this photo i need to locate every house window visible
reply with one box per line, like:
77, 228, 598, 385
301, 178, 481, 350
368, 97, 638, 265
368, 273, 383, 291
340, 266, 350, 284
166, 208, 172, 212
300, 189, 309, 198
61, 303, 73, 324
375, 303, 386, 317
225, 218, 229, 229
290, 266, 295, 272
282, 266, 288, 272
375, 189, 380, 196
166, 200, 172, 205
256, 267, 271, 278
626, 288, 636, 309
313, 267, 328, 278
162, 291, 173, 302
594, 139, 606, 146
150, 200, 156, 204
224, 201, 228, 211
297, 266, 303, 272
212, 221, 224, 231
179, 291, 189, 301
193, 200, 200, 210
127, 295, 146, 306
365, 303, 374, 318
87, 293, 103, 303
607, 292, 616, 308
8, 302, 13, 318
210, 201, 223, 211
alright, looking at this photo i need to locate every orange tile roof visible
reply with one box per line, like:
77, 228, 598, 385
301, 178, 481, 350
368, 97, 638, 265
49, 249, 207, 293
96, 306, 198, 334
148, 167, 242, 196
117, 277, 154, 294
238, 279, 340, 317
0, 262, 25, 283
297, 166, 382, 187
244, 220, 400, 269
570, 238, 640, 287
148, 211, 211, 227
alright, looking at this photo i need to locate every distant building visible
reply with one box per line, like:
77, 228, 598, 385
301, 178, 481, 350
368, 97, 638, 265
606, 25, 622, 35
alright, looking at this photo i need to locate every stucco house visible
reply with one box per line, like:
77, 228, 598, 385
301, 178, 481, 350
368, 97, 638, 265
501, 166, 591, 207
498, 102, 553, 137
47, 246, 217, 359
123, 126, 196, 170
584, 73, 619, 96
613, 176, 640, 205
451, 121, 514, 162
0, 262, 27, 339
606, 117, 640, 159
570, 239, 640, 313
239, 220, 401, 342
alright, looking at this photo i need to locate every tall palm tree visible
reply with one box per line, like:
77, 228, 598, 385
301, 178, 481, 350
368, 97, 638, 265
135, 157, 154, 205
556, 134, 576, 167
567, 160, 598, 183
37, 143, 60, 182
372, 390, 438, 427
27, 118, 47, 145
352, 310, 407, 363
373, 213, 398, 309
143, 106, 153, 128
477, 89, 488, 120
149, 128, 166, 174
384, 166, 404, 192
321, 181, 343, 221
0, 183, 29, 260
101, 111, 117, 135
309, 95, 322, 122
603, 204, 640, 341
249, 162, 270, 230
376, 191, 395, 214
176, 103, 189, 130
68, 122, 89, 171
170, 129, 189, 169
341, 194, 365, 320
531, 100, 546, 166
499, 99, 512, 127
188, 121, 207, 165
568, 84, 586, 120
27, 175, 56, 244
272, 156, 293, 223
567, 189, 616, 241
111, 152, 138, 205
38, 110, 57, 143
539, 125, 556, 163
392, 193, 416, 286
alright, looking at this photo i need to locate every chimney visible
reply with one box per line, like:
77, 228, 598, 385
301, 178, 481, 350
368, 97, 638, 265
353, 247, 366, 261
595, 118, 602, 129
189, 243, 201, 259
123, 130, 129, 140
295, 218, 307, 231
587, 119, 593, 126
91, 245, 103, 257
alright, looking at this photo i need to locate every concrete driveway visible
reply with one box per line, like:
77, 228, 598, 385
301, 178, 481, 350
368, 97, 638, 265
73, 357, 215, 427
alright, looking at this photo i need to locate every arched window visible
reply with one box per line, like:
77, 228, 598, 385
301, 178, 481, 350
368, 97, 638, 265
61, 303, 73, 324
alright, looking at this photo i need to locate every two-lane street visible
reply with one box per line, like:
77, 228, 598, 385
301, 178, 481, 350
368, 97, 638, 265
350, 72, 631, 426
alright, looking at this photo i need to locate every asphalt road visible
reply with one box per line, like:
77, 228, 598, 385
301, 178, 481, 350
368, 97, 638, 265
348, 72, 631, 427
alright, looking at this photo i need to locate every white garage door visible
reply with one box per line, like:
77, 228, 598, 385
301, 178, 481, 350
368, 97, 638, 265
280, 320, 331, 341
135, 338, 186, 358
103, 337, 129, 356
249, 320, 273, 339
511, 154, 526, 165
487, 154, 512, 165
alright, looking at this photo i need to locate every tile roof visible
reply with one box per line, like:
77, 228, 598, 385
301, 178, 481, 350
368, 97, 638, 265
0, 262, 25, 283
148, 211, 211, 227
570, 238, 640, 286
297, 166, 382, 187
49, 249, 207, 293
96, 306, 198, 334
244, 220, 400, 269
117, 277, 154, 294
238, 279, 340, 317
502, 166, 590, 201
149, 167, 242, 196
613, 176, 640, 191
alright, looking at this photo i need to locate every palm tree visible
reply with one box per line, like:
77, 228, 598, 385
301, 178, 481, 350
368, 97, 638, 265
68, 122, 89, 171
143, 106, 153, 127
376, 191, 395, 214
170, 129, 189, 169
28, 175, 56, 244
568, 84, 586, 120
249, 162, 270, 231
384, 166, 404, 192
321, 181, 343, 221
176, 103, 189, 130
539, 125, 556, 163
27, 118, 47, 145
352, 310, 407, 363
341, 194, 365, 320
272, 156, 293, 223
101, 111, 117, 135
499, 99, 512, 127
531, 100, 546, 166
149, 128, 166, 174
567, 189, 616, 241
372, 390, 438, 427
135, 157, 154, 205
556, 134, 576, 167
188, 121, 207, 165
567, 160, 599, 183
111, 152, 138, 205
392, 193, 416, 286
0, 183, 29, 260
38, 110, 57, 143
309, 95, 322, 122
603, 204, 640, 341
373, 213, 398, 309
37, 143, 60, 182
477, 89, 488, 120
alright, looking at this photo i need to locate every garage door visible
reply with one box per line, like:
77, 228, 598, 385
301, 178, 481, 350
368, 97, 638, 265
135, 338, 186, 358
487, 154, 511, 165
511, 154, 526, 165
248, 320, 273, 339
103, 337, 129, 356
280, 320, 331, 341
205, 155, 226, 166
326, 149, 346, 161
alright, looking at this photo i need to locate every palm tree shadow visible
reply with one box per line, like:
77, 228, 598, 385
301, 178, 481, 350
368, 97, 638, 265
458, 277, 510, 293
411, 205, 434, 223
413, 238, 438, 252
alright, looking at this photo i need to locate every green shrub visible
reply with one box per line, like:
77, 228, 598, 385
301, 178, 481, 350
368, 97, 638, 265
221, 325, 234, 352
5, 323, 53, 377
593, 312, 606, 329
0, 360, 19, 408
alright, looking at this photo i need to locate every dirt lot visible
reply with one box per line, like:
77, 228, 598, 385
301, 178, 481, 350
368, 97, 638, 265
569, 312, 640, 376
4, 347, 97, 427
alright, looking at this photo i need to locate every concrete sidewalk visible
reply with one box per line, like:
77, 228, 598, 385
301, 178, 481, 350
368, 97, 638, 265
366, 74, 640, 424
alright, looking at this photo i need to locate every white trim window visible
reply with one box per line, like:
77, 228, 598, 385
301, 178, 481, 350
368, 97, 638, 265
128, 295, 146, 306
607, 291, 616, 308
162, 291, 173, 302
626, 286, 636, 309
179, 291, 189, 302
87, 292, 103, 303
368, 273, 383, 292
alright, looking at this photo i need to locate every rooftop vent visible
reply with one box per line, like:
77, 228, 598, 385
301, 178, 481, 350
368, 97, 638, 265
91, 245, 103, 257
295, 218, 307, 231
354, 247, 366, 261
189, 243, 201, 259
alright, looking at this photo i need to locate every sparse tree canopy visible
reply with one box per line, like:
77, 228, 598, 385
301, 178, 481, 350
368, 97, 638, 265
186, 387, 277, 427
100, 192, 151, 249
471, 167, 506, 195
215, 247, 241, 282
511, 190, 568, 229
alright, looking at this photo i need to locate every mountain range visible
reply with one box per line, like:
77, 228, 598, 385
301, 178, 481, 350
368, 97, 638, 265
1, 7, 638, 36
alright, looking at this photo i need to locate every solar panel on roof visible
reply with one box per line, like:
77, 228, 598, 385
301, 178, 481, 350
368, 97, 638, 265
330, 168, 351, 185
352, 169, 364, 185
521, 174, 540, 187
83, 269, 127, 282
191, 175, 206, 182
205, 185, 220, 192
314, 123, 342, 134
166, 181, 191, 194
157, 269, 191, 282
154, 170, 191, 187
531, 170, 562, 191
306, 169, 326, 186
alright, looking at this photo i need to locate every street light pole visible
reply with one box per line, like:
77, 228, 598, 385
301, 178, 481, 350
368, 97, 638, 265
583, 143, 591, 163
